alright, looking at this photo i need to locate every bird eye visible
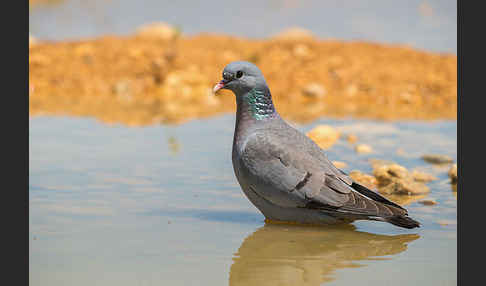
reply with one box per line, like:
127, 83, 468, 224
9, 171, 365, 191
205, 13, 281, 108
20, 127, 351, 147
236, 71, 243, 79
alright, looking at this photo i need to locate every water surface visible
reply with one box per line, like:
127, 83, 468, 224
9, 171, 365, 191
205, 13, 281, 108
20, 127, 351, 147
29, 114, 457, 286
29, 0, 456, 53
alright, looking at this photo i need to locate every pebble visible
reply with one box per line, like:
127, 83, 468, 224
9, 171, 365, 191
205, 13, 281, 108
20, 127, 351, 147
349, 170, 378, 189
379, 179, 430, 195
355, 144, 373, 154
421, 154, 453, 164
306, 125, 340, 149
371, 161, 431, 195
386, 164, 408, 178
411, 170, 438, 182
419, 199, 437, 206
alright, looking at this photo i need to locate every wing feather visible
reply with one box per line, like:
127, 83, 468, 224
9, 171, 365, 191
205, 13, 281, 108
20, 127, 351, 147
239, 130, 407, 218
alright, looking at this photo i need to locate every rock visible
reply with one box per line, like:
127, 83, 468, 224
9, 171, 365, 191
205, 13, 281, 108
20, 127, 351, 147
448, 163, 457, 184
419, 199, 437, 206
302, 83, 326, 98
306, 125, 340, 149
136, 22, 179, 40
272, 27, 315, 40
349, 170, 377, 190
379, 178, 429, 195
355, 144, 373, 154
371, 161, 431, 195
421, 154, 453, 164
373, 165, 394, 185
386, 164, 408, 178
332, 161, 347, 169
411, 170, 437, 182
371, 161, 408, 180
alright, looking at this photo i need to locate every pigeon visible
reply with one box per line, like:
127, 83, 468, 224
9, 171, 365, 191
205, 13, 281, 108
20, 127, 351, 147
213, 61, 420, 229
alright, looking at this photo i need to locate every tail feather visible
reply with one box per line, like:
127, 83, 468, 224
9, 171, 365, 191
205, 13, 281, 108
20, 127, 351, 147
350, 182, 421, 229
382, 215, 421, 229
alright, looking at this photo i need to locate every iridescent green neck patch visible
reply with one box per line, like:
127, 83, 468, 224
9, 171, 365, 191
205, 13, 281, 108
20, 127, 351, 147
244, 88, 275, 120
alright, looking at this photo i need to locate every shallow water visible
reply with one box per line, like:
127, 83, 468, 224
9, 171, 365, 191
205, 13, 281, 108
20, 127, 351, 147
29, 114, 456, 286
29, 0, 456, 53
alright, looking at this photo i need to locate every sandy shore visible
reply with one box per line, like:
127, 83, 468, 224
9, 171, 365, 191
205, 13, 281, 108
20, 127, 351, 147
29, 32, 457, 126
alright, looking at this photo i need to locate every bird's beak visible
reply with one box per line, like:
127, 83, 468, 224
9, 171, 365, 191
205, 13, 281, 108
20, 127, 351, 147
213, 79, 227, 94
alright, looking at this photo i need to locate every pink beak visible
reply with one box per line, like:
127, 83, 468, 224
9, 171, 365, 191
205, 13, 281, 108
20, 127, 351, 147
213, 80, 225, 94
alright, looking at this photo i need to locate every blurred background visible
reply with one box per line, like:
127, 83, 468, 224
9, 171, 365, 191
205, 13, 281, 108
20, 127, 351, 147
29, 0, 457, 125
30, 0, 456, 53
29, 1, 457, 286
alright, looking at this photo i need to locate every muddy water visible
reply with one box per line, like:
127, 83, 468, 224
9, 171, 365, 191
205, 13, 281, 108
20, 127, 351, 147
29, 114, 456, 286
29, 0, 456, 53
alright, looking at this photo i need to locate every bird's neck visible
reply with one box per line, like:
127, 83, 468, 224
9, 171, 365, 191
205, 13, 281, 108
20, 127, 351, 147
236, 87, 276, 122
233, 87, 277, 147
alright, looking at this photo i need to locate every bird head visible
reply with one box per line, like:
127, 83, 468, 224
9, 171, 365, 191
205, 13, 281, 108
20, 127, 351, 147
213, 61, 268, 96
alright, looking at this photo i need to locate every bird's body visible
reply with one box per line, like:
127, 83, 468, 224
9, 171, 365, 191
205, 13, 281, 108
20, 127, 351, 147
215, 61, 420, 229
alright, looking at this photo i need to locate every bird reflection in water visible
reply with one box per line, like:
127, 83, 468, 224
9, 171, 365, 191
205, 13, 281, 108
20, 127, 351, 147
229, 223, 419, 286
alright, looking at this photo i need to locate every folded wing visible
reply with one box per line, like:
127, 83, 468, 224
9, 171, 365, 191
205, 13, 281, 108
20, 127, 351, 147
239, 131, 408, 219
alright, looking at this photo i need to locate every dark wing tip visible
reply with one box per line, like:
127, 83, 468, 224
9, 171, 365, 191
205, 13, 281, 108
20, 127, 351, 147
385, 215, 421, 229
